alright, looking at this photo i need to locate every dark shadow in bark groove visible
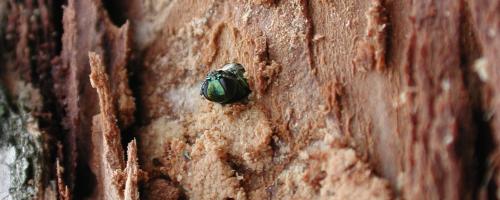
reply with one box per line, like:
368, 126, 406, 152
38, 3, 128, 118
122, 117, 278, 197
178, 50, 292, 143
102, 0, 127, 26
73, 163, 97, 198
459, 1, 496, 198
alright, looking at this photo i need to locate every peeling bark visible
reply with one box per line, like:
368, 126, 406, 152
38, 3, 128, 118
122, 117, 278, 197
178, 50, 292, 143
0, 0, 499, 199
89, 52, 140, 200
53, 0, 136, 196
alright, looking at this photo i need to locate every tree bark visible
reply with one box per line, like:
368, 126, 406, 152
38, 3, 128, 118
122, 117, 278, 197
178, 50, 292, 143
1, 0, 499, 199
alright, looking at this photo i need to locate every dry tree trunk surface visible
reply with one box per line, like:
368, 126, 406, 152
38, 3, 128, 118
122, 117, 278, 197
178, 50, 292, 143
1, 0, 499, 199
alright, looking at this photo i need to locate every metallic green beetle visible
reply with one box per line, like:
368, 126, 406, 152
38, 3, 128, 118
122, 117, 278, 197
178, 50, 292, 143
200, 63, 251, 104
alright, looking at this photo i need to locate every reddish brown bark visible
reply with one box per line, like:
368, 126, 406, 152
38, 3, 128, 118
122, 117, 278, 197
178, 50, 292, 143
1, 0, 499, 199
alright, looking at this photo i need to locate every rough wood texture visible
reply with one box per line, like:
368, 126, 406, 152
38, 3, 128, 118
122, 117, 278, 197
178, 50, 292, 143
401, 1, 476, 199
89, 52, 140, 200
53, 0, 136, 196
128, 0, 396, 199
123, 0, 495, 199
0, 0, 499, 199
0, 0, 58, 199
467, 0, 500, 197
89, 52, 126, 199
124, 140, 140, 200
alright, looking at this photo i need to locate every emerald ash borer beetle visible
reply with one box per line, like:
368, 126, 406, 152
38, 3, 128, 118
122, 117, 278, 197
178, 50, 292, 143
200, 63, 251, 104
